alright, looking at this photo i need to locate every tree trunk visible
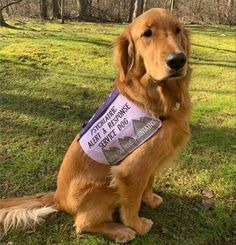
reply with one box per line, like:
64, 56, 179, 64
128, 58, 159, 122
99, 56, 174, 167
215, 0, 221, 24
197, 0, 203, 13
52, 0, 60, 19
227, 0, 233, 8
79, 0, 89, 20
127, 0, 136, 22
170, 0, 175, 13
143, 0, 148, 11
226, 0, 234, 24
0, 10, 7, 26
76, 0, 79, 9
40, 0, 48, 20
132, 0, 144, 20
61, 0, 65, 23
136, 0, 144, 17
117, 0, 121, 22
87, 0, 92, 16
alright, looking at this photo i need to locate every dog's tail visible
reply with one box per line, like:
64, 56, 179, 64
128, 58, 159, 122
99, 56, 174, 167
0, 192, 58, 233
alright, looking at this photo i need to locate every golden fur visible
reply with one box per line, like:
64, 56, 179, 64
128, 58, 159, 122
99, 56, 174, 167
0, 8, 191, 243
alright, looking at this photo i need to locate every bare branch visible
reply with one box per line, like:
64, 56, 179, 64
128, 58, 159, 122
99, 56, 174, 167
0, 0, 22, 11
87, 1, 113, 21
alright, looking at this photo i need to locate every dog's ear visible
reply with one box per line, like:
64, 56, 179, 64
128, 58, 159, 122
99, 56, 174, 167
114, 30, 134, 82
181, 27, 190, 58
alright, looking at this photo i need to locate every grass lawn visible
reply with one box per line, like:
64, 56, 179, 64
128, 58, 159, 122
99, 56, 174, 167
0, 20, 235, 245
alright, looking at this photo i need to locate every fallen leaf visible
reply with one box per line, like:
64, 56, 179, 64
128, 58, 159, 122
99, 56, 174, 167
161, 228, 168, 234
7, 242, 14, 245
171, 234, 179, 240
62, 105, 71, 109
201, 190, 214, 199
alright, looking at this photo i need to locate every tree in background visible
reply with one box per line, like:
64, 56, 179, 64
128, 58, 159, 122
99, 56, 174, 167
0, 0, 22, 26
1, 0, 235, 25
52, 0, 60, 19
133, 0, 145, 19
39, 0, 47, 20
170, 0, 175, 13
226, 0, 234, 24
78, 0, 89, 20
127, 0, 136, 22
61, 0, 65, 23
128, 0, 147, 22
215, 0, 235, 24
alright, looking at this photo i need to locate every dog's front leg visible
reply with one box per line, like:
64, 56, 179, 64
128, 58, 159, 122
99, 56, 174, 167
142, 175, 163, 208
111, 163, 154, 235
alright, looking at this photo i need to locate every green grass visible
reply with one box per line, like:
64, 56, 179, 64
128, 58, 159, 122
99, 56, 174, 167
0, 20, 235, 245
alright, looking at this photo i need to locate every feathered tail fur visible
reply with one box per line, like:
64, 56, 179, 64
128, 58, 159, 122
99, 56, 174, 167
0, 192, 58, 234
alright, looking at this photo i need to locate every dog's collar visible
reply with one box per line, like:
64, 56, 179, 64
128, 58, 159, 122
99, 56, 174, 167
159, 115, 169, 121
78, 88, 164, 165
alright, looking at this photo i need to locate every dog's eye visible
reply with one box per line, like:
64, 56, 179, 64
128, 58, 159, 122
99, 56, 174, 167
142, 29, 152, 37
175, 27, 181, 34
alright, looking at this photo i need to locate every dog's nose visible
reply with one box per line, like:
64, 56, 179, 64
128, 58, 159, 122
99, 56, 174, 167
166, 52, 187, 70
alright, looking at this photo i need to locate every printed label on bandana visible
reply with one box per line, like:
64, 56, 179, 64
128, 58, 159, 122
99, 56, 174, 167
79, 89, 162, 165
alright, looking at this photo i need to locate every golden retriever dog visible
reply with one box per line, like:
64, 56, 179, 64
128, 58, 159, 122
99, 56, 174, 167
0, 8, 191, 243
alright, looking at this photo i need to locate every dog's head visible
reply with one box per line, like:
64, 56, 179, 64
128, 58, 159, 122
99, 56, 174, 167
114, 8, 190, 83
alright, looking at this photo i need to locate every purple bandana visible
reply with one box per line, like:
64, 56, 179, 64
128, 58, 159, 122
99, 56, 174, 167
79, 89, 162, 165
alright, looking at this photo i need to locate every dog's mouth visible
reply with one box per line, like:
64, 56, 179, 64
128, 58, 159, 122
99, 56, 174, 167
150, 73, 182, 84
149, 70, 185, 84
169, 71, 182, 78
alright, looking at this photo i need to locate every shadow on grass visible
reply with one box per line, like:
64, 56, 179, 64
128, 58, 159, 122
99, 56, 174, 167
0, 193, 234, 245
190, 54, 236, 69
0, 58, 48, 86
1, 119, 77, 146
191, 125, 235, 155
191, 43, 235, 54
0, 89, 99, 124
0, 58, 47, 69
191, 56, 236, 69
191, 88, 235, 95
53, 71, 115, 81
3, 19, 40, 31
46, 35, 112, 47
190, 61, 235, 68
191, 56, 236, 64
6, 31, 113, 47
188, 25, 236, 35
0, 23, 25, 30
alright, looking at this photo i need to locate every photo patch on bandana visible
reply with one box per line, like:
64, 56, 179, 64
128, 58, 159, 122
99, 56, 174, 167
79, 89, 162, 165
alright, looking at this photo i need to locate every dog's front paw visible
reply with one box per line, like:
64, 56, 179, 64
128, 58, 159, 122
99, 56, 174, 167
129, 217, 153, 235
114, 227, 136, 243
143, 193, 163, 209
